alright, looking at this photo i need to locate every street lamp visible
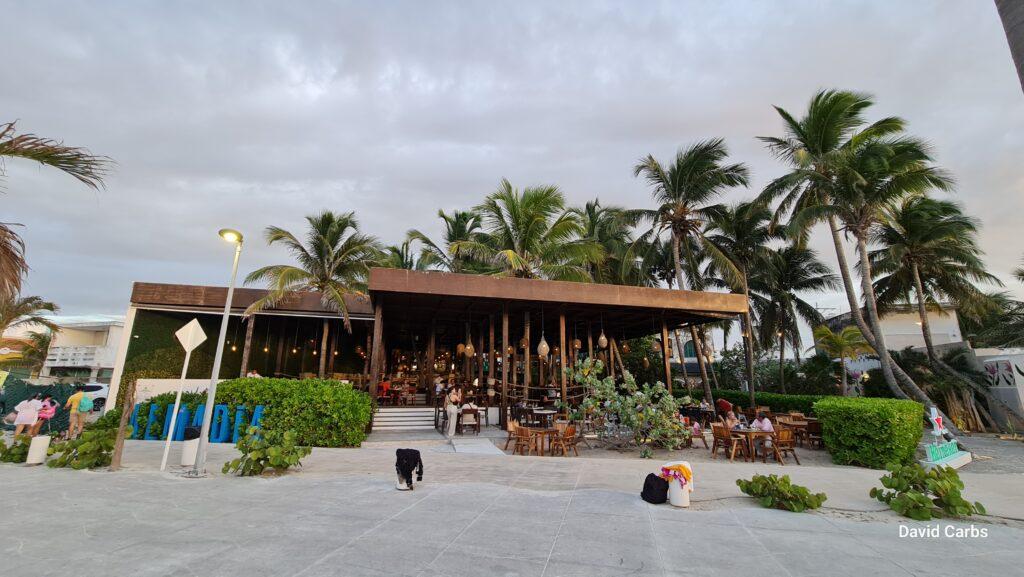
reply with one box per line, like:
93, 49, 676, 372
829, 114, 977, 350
188, 228, 243, 477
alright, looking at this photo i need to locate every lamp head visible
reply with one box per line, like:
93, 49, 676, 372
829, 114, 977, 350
219, 228, 243, 244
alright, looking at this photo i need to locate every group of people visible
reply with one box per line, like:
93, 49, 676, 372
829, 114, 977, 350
10, 385, 91, 440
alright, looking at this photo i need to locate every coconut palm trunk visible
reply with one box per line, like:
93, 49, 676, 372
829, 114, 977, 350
672, 231, 713, 403
828, 216, 907, 399
740, 270, 757, 407
778, 313, 787, 394
319, 319, 329, 377
840, 355, 848, 397
911, 263, 1021, 429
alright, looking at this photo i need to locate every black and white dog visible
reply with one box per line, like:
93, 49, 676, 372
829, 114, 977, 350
395, 448, 423, 490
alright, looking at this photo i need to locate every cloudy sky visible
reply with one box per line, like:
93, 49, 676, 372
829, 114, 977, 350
3, 1, 1023, 319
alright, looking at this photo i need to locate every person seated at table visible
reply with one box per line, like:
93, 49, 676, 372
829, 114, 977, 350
751, 411, 774, 433
715, 397, 732, 416
724, 410, 740, 430
699, 399, 711, 411
379, 378, 392, 404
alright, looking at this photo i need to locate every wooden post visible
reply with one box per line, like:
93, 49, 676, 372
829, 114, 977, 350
426, 322, 436, 403
464, 322, 472, 383
611, 337, 627, 376
523, 311, 531, 401
477, 322, 485, 390
661, 319, 673, 393
368, 301, 384, 400
239, 314, 256, 377
587, 323, 594, 362
559, 311, 567, 414
275, 318, 285, 377
362, 332, 371, 385
608, 337, 616, 380
488, 313, 495, 384
501, 305, 509, 427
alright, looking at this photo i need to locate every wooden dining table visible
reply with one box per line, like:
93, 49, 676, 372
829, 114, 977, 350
731, 427, 773, 462
522, 426, 559, 456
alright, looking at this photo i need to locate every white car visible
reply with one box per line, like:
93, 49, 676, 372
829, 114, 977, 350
80, 382, 109, 412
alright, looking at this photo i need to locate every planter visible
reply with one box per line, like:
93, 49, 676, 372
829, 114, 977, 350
25, 435, 51, 466
180, 438, 200, 467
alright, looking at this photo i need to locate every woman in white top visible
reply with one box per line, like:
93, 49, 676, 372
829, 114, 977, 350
445, 385, 462, 439
13, 394, 43, 437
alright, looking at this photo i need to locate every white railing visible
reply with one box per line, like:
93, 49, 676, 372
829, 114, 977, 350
44, 345, 117, 368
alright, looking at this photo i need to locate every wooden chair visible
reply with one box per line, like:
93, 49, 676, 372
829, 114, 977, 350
772, 427, 800, 465
503, 420, 520, 451
512, 425, 537, 456
710, 424, 748, 461
788, 412, 805, 420
806, 420, 824, 449
551, 424, 580, 456
458, 408, 480, 435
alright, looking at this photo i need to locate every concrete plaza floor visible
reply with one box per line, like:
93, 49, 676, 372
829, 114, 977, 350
1, 440, 1022, 577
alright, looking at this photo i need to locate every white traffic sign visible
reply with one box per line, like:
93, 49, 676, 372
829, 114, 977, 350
175, 319, 207, 353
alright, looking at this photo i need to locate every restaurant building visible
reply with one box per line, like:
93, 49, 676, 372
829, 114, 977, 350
108, 268, 746, 428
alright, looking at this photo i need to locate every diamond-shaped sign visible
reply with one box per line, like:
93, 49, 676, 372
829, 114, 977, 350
175, 319, 207, 353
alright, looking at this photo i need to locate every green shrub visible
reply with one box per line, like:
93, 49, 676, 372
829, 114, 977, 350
0, 435, 32, 463
674, 388, 827, 415
870, 463, 985, 520
736, 474, 827, 512
813, 397, 923, 469
86, 408, 122, 432
47, 429, 116, 470
222, 426, 312, 476
216, 378, 372, 448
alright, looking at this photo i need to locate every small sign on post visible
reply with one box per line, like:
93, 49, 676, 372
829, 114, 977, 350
920, 406, 972, 470
160, 319, 207, 471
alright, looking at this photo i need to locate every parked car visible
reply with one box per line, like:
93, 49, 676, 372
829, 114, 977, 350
81, 382, 109, 412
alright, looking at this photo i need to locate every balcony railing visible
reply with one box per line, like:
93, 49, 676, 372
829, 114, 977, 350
44, 345, 117, 368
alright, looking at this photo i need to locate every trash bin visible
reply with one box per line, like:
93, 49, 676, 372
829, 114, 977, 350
25, 435, 52, 466
181, 426, 201, 467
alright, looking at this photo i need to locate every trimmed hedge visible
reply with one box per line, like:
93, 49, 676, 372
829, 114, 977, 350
130, 378, 373, 448
813, 397, 923, 469
674, 388, 828, 415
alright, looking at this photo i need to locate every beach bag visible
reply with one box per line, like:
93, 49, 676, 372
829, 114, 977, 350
78, 396, 94, 412
641, 473, 668, 504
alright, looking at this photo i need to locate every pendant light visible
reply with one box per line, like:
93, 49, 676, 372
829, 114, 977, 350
262, 319, 270, 353
597, 313, 608, 349
642, 357, 651, 369
651, 317, 661, 353
464, 340, 475, 357
291, 318, 299, 354
537, 306, 550, 357
620, 328, 630, 354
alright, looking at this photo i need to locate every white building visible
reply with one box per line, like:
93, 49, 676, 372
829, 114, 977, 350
39, 316, 124, 384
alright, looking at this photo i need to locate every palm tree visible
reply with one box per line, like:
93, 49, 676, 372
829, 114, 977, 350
810, 325, 874, 396
1, 330, 52, 376
703, 201, 778, 404
570, 200, 641, 285
407, 209, 486, 273
757, 89, 928, 404
749, 245, 839, 392
825, 136, 954, 411
380, 240, 424, 270
245, 211, 381, 377
0, 294, 59, 335
634, 139, 749, 402
453, 179, 603, 281
1015, 258, 1024, 284
870, 197, 1000, 364
0, 121, 110, 299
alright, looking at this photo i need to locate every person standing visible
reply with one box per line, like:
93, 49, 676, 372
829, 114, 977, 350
30, 394, 57, 436
13, 393, 42, 437
445, 385, 462, 439
64, 385, 88, 439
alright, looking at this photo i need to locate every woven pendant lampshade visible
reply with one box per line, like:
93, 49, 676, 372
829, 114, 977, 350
537, 335, 550, 357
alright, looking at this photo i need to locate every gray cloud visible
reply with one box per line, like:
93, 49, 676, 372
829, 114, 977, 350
3, 0, 1022, 316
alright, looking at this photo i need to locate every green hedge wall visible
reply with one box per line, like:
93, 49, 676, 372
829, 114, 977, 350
673, 388, 828, 415
131, 378, 373, 448
813, 397, 924, 469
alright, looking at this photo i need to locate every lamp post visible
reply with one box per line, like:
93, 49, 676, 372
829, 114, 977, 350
188, 228, 243, 477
